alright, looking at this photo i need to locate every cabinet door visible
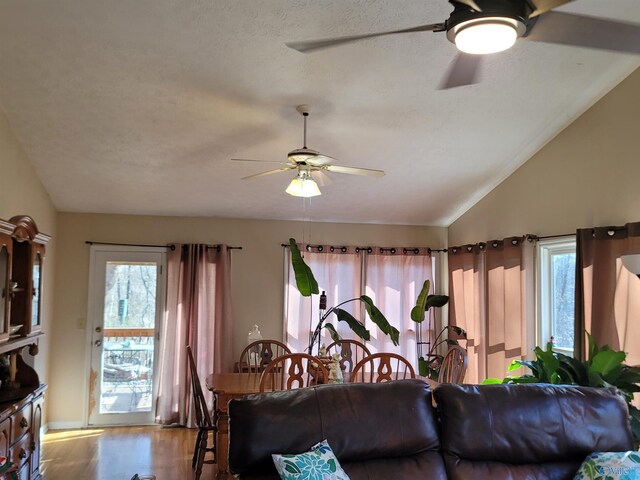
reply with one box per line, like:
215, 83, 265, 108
0, 417, 10, 460
0, 235, 11, 341
30, 395, 43, 479
29, 245, 44, 333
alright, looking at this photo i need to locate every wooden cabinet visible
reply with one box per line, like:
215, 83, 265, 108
0, 387, 45, 480
0, 216, 48, 479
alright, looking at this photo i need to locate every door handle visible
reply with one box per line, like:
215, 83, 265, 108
94, 339, 102, 347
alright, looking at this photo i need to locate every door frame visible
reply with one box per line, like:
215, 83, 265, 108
83, 244, 167, 426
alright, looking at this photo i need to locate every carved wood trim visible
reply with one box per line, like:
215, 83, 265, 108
7, 216, 50, 245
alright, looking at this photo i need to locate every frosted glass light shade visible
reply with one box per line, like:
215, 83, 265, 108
455, 21, 518, 54
286, 176, 321, 197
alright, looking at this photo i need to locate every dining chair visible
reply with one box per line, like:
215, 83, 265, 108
351, 352, 416, 383
438, 344, 468, 384
238, 340, 291, 373
326, 339, 371, 373
186, 345, 217, 480
259, 353, 329, 392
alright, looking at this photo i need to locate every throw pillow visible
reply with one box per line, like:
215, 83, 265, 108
272, 439, 350, 480
574, 451, 640, 480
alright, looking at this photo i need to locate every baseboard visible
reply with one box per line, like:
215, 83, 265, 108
47, 421, 84, 430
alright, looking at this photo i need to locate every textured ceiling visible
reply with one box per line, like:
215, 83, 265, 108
0, 0, 639, 226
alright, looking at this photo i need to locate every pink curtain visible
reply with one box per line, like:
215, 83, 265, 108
364, 249, 433, 367
284, 244, 434, 367
448, 244, 486, 384
575, 222, 640, 362
155, 244, 233, 426
448, 237, 535, 382
285, 245, 361, 354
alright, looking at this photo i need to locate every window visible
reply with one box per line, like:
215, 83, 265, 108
537, 237, 576, 356
284, 247, 435, 366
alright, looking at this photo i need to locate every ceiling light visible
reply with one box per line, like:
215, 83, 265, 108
448, 17, 525, 55
285, 172, 321, 198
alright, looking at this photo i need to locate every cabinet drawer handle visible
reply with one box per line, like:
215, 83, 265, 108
20, 418, 28, 428
18, 448, 26, 459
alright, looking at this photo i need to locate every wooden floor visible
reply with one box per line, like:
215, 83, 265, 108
41, 426, 218, 480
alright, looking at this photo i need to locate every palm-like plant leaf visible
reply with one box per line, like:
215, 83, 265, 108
289, 238, 319, 297
410, 280, 430, 322
361, 295, 400, 346
333, 308, 371, 341
323, 323, 341, 343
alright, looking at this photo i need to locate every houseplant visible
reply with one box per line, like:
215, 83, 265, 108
289, 238, 400, 354
484, 335, 640, 443
409, 280, 464, 378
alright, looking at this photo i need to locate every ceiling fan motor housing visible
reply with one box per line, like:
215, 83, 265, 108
446, 0, 531, 45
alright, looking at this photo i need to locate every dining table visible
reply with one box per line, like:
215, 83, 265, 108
205, 371, 438, 475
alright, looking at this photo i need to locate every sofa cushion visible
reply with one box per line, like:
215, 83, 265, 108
228, 379, 444, 478
434, 384, 634, 480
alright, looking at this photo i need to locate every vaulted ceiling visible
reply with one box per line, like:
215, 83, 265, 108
1, 0, 639, 225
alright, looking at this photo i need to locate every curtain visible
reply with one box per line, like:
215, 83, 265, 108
155, 244, 233, 426
448, 244, 486, 384
364, 249, 433, 367
448, 237, 535, 382
575, 222, 640, 363
284, 246, 361, 354
284, 244, 433, 367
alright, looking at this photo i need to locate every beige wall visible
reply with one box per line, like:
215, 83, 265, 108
51, 212, 446, 424
0, 107, 57, 411
449, 67, 640, 245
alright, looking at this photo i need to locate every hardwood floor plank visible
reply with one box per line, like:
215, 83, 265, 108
41, 426, 217, 480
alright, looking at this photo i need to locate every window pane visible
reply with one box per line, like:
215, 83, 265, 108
551, 253, 575, 350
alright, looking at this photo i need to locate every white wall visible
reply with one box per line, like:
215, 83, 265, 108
50, 212, 446, 424
0, 106, 57, 422
448, 67, 640, 245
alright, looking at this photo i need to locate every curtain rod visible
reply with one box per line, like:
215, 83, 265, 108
530, 233, 575, 240
85, 241, 243, 250
281, 243, 442, 254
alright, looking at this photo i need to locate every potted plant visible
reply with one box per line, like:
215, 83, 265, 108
484, 334, 640, 444
289, 239, 400, 354
409, 280, 464, 378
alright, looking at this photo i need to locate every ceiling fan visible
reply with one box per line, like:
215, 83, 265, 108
232, 105, 385, 198
285, 0, 640, 89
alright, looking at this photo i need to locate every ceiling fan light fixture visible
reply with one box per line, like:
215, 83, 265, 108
285, 173, 321, 198
449, 17, 524, 55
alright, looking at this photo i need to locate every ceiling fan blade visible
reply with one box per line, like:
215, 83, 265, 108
324, 165, 385, 177
306, 155, 336, 167
310, 170, 333, 187
241, 167, 295, 180
438, 53, 482, 90
285, 23, 444, 53
451, 0, 482, 12
528, 0, 574, 18
232, 158, 290, 166
525, 11, 640, 55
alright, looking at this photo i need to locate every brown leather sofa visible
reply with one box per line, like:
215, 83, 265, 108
228, 380, 633, 480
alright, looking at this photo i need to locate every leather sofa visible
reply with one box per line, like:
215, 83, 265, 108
228, 380, 633, 479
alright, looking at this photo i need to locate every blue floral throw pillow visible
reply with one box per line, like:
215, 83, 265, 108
272, 439, 350, 480
574, 452, 640, 480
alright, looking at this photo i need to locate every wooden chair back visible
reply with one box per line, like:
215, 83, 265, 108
259, 353, 328, 392
351, 352, 416, 383
438, 345, 468, 384
326, 339, 371, 373
186, 346, 217, 478
186, 345, 214, 428
238, 340, 291, 373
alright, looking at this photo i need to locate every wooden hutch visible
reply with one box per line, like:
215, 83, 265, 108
0, 215, 48, 480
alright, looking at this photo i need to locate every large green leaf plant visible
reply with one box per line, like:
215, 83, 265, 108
289, 239, 400, 354
484, 334, 640, 444
410, 279, 464, 379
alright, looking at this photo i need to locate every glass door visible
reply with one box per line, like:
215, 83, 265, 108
87, 246, 166, 426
